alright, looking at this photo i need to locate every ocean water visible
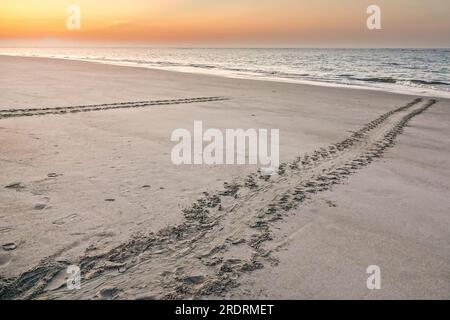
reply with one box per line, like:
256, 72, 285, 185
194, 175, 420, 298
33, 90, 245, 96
1, 47, 449, 98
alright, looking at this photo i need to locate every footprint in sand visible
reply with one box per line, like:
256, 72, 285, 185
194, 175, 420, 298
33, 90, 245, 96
34, 197, 51, 210
47, 173, 62, 178
52, 214, 79, 226
4, 182, 26, 191
2, 242, 17, 251
34, 203, 47, 210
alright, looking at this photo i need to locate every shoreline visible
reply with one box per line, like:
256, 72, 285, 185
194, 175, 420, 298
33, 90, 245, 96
1, 52, 449, 99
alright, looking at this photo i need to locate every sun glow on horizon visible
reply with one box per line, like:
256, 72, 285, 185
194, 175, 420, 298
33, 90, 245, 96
0, 0, 449, 47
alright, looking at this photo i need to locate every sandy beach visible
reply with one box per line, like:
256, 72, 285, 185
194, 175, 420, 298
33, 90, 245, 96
0, 56, 449, 300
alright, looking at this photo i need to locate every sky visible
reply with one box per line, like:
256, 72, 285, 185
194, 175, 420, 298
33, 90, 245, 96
0, 0, 449, 47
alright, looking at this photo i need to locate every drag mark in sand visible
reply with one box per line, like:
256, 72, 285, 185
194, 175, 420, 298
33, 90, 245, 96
0, 97, 229, 119
0, 98, 437, 300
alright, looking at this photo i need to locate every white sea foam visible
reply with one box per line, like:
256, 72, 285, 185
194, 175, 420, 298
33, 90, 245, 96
1, 48, 449, 98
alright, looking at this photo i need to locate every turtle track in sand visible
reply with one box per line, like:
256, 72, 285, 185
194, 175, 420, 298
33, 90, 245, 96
0, 98, 437, 300
0, 96, 229, 119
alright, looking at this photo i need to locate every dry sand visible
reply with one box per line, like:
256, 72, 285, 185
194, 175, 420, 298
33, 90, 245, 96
0, 56, 448, 299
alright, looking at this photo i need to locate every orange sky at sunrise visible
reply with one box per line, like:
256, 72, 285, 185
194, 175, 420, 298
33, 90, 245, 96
0, 0, 449, 47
